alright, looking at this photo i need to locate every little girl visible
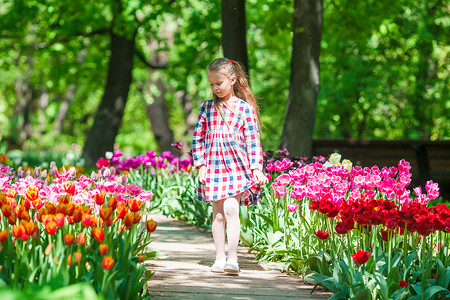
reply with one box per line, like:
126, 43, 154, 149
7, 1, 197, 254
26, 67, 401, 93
192, 58, 268, 274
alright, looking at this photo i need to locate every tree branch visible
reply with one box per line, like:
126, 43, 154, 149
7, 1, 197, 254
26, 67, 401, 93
135, 49, 168, 69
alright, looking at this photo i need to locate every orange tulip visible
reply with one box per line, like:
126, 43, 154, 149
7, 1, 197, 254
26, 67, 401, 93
108, 195, 118, 209
64, 233, 75, 246
100, 206, 112, 221
45, 202, 56, 214
1, 205, 13, 218
54, 213, 65, 227
92, 227, 105, 242
102, 256, 114, 270
81, 214, 94, 227
59, 194, 70, 204
133, 212, 141, 224
67, 252, 82, 267
45, 221, 57, 235
99, 244, 109, 256
8, 214, 16, 225
56, 203, 67, 214
123, 213, 134, 230
0, 229, 9, 242
65, 203, 76, 216
146, 219, 157, 232
138, 255, 144, 263
24, 222, 35, 235
32, 199, 44, 210
77, 233, 86, 245
12, 225, 25, 239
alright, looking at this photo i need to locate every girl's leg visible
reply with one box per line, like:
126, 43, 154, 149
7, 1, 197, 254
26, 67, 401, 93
211, 200, 226, 260
223, 195, 241, 262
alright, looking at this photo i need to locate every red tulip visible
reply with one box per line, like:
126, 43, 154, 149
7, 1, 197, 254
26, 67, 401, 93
92, 227, 105, 242
102, 256, 115, 270
64, 182, 76, 195
313, 230, 330, 240
64, 233, 75, 246
399, 280, 408, 288
0, 229, 9, 242
26, 187, 39, 201
65, 203, 76, 216
129, 199, 143, 212
95, 193, 106, 206
99, 244, 109, 256
146, 219, 157, 233
351, 250, 371, 265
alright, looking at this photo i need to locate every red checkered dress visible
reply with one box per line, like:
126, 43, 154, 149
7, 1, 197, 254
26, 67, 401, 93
192, 97, 263, 206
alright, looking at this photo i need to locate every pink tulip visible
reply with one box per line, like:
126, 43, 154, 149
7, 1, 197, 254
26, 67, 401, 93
288, 203, 297, 213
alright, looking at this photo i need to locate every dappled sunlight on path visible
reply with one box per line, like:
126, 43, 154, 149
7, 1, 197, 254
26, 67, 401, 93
145, 214, 331, 300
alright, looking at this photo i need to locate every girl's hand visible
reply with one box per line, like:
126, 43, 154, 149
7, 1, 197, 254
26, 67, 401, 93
199, 165, 207, 184
252, 169, 269, 185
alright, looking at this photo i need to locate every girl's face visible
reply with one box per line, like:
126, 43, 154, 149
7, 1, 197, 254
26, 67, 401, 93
207, 70, 236, 101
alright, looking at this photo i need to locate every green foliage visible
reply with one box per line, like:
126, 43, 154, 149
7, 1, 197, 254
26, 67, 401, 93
0, 0, 448, 156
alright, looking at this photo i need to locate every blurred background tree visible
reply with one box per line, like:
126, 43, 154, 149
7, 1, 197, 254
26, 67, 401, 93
0, 0, 448, 165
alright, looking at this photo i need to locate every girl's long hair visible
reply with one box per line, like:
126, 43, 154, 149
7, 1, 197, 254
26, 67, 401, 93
207, 58, 261, 130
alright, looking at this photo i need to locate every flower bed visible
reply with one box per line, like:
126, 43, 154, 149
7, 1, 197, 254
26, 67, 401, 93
0, 163, 157, 299
241, 153, 449, 299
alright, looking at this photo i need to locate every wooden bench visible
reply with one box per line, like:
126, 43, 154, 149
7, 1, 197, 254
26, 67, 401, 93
312, 140, 450, 200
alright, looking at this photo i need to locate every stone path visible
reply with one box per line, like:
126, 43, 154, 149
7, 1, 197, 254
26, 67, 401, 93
145, 214, 331, 299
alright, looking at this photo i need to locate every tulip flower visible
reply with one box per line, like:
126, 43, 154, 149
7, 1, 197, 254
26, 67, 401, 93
313, 230, 330, 240
92, 227, 105, 242
399, 280, 408, 288
64, 182, 76, 195
146, 219, 157, 232
100, 206, 113, 221
45, 221, 57, 235
351, 250, 371, 265
45, 243, 53, 255
81, 214, 94, 227
124, 213, 134, 230
26, 187, 39, 201
0, 229, 9, 242
288, 203, 297, 213
12, 225, 25, 239
94, 193, 106, 206
129, 199, 143, 212
64, 233, 75, 246
99, 244, 109, 256
77, 233, 86, 245
54, 213, 65, 227
102, 256, 115, 270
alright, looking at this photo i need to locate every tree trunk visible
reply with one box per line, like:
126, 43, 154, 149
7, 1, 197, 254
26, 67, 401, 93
221, 0, 249, 74
82, 32, 135, 166
54, 85, 76, 133
279, 0, 323, 156
145, 78, 174, 153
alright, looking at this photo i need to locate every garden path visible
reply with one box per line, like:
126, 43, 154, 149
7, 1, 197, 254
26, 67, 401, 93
145, 214, 331, 300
